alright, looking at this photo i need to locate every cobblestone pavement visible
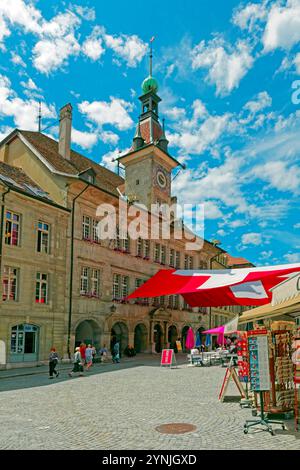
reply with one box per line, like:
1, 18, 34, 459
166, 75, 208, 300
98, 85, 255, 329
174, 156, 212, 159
0, 356, 299, 450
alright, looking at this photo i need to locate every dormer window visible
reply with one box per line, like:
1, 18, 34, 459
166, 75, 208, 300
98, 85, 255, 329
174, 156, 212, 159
79, 168, 96, 185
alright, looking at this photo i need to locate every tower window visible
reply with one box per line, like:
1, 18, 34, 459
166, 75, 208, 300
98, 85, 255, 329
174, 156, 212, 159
136, 179, 139, 185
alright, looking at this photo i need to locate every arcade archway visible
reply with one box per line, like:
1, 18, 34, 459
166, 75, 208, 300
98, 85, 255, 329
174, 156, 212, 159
111, 322, 128, 356
134, 324, 148, 353
75, 320, 101, 349
168, 325, 178, 351
153, 323, 163, 353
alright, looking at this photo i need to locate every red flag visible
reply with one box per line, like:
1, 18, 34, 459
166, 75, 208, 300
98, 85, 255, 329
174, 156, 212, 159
128, 263, 300, 307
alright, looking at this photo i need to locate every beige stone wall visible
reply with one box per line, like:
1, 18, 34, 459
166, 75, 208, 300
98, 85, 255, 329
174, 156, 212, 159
0, 187, 69, 368
0, 138, 68, 207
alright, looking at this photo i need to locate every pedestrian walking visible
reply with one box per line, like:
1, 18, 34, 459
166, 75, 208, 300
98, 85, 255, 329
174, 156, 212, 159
91, 344, 96, 363
100, 344, 108, 363
112, 341, 120, 363
48, 347, 59, 379
85, 344, 93, 371
79, 342, 86, 366
68, 347, 84, 377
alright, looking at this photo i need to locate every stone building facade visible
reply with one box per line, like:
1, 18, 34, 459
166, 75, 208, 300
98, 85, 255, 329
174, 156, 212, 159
0, 73, 251, 367
0, 161, 69, 368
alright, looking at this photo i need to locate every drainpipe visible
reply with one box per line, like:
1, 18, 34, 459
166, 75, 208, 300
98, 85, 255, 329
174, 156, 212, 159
0, 187, 10, 273
67, 184, 90, 359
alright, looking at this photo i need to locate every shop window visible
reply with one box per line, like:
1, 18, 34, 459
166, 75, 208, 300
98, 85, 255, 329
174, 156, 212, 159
37, 221, 50, 253
10, 324, 38, 354
5, 210, 20, 246
2, 266, 18, 301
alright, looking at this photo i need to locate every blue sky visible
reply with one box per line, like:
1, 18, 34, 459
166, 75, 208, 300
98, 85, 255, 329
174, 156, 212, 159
0, 0, 299, 266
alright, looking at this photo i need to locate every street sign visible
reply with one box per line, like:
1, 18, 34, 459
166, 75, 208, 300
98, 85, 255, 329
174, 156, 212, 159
219, 363, 246, 402
161, 349, 177, 368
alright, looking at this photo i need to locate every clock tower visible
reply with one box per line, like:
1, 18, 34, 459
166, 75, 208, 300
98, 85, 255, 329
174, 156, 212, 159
117, 44, 181, 210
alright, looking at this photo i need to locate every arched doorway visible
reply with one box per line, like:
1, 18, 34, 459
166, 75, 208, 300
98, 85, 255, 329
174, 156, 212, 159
168, 325, 178, 351
134, 324, 148, 353
10, 324, 39, 362
181, 325, 190, 353
153, 323, 163, 353
75, 320, 101, 349
111, 322, 128, 356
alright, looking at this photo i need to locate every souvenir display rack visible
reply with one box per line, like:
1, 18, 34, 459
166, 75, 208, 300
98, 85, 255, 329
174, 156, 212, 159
244, 329, 285, 435
267, 321, 295, 415
292, 331, 300, 430
237, 332, 251, 408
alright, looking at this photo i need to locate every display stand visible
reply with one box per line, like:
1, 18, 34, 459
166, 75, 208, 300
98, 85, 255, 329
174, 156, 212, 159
160, 349, 177, 369
219, 356, 246, 402
244, 329, 286, 435
237, 332, 252, 409
244, 391, 286, 435
292, 332, 300, 431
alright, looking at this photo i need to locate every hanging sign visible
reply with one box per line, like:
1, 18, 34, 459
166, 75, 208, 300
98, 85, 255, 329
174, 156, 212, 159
247, 330, 271, 391
161, 349, 177, 368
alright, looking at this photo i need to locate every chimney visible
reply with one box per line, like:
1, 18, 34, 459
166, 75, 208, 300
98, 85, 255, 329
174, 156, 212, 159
58, 103, 72, 160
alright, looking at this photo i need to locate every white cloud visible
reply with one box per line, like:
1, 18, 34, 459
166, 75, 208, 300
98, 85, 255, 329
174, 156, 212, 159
32, 33, 80, 74
0, 125, 13, 141
20, 78, 39, 90
243, 91, 272, 114
263, 1, 300, 51
0, 15, 10, 47
0, 74, 55, 129
203, 201, 223, 220
82, 37, 105, 61
100, 148, 129, 172
294, 53, 300, 74
164, 106, 186, 121
71, 128, 98, 149
100, 130, 119, 145
11, 52, 27, 68
284, 252, 300, 263
260, 250, 273, 259
78, 97, 133, 131
192, 38, 254, 95
0, 1, 43, 35
233, 2, 268, 32
294, 223, 300, 229
73, 5, 95, 21
242, 232, 262, 246
217, 229, 227, 237
169, 113, 229, 155
103, 32, 147, 67
251, 161, 300, 194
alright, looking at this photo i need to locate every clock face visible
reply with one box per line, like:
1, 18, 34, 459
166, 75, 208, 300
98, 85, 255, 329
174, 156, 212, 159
156, 170, 167, 189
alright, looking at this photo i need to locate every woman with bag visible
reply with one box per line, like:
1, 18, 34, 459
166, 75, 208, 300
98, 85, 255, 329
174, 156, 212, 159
48, 347, 59, 379
68, 347, 84, 377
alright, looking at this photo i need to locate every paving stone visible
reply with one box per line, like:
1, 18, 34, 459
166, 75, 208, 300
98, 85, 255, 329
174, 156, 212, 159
0, 356, 299, 450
